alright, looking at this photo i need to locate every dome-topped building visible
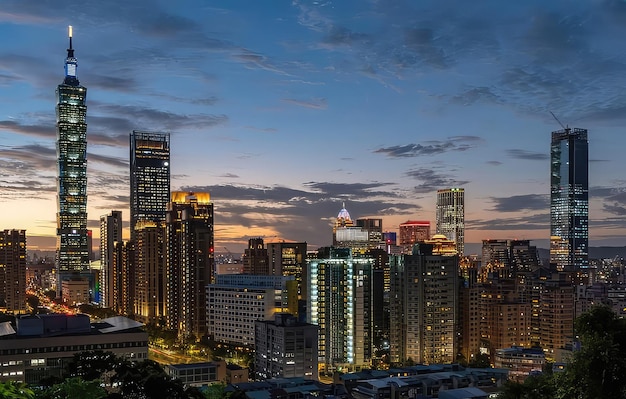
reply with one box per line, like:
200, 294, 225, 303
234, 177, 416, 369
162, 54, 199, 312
335, 202, 354, 229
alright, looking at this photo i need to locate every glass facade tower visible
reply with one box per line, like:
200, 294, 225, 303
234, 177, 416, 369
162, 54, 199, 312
130, 131, 170, 242
550, 128, 588, 270
436, 188, 465, 255
56, 26, 90, 282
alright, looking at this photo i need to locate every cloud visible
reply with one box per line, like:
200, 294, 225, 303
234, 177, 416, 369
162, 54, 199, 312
405, 168, 469, 194
603, 203, 626, 216
506, 149, 548, 161
489, 194, 549, 212
282, 98, 328, 110
181, 182, 420, 248
486, 160, 502, 166
374, 136, 481, 158
219, 173, 240, 179
0, 120, 55, 139
468, 212, 549, 231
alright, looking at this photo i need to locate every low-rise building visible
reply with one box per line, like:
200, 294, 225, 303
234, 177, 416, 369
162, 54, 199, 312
0, 314, 148, 385
494, 346, 545, 382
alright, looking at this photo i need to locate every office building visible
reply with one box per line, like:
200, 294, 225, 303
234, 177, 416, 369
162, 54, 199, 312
267, 241, 307, 302
482, 239, 541, 277
307, 248, 374, 374
0, 314, 148, 385
356, 218, 384, 248
494, 347, 545, 382
166, 192, 214, 340
255, 314, 318, 380
399, 220, 431, 254
100, 211, 122, 308
436, 188, 465, 255
390, 244, 458, 365
130, 131, 170, 242
206, 274, 295, 347
332, 203, 354, 245
134, 221, 166, 325
56, 26, 90, 287
0, 230, 26, 313
243, 238, 269, 274
550, 128, 589, 270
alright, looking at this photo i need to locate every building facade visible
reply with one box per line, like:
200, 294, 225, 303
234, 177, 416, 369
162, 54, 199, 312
99, 211, 122, 308
436, 188, 465, 255
307, 248, 374, 374
255, 314, 318, 380
56, 27, 90, 287
242, 238, 269, 275
166, 192, 214, 340
398, 220, 431, 254
206, 275, 294, 347
550, 128, 589, 271
134, 221, 166, 325
0, 230, 26, 313
129, 131, 170, 242
390, 245, 459, 365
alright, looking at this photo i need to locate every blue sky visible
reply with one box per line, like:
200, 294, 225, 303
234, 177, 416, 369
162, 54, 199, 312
1, 0, 626, 254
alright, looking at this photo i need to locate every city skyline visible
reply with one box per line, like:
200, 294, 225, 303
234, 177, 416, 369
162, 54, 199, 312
2, 1, 626, 254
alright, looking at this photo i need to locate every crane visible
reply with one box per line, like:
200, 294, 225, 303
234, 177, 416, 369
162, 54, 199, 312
550, 111, 568, 131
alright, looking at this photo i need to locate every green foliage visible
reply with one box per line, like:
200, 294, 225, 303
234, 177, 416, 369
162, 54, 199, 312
38, 377, 106, 399
0, 381, 35, 399
497, 305, 626, 399
468, 352, 491, 368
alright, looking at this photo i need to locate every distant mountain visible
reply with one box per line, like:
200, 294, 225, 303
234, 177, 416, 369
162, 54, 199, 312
535, 247, 625, 262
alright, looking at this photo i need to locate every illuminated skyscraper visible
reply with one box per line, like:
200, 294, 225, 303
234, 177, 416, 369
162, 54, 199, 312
130, 131, 170, 242
166, 192, 214, 340
100, 211, 122, 307
56, 26, 90, 285
550, 128, 588, 270
436, 188, 465, 255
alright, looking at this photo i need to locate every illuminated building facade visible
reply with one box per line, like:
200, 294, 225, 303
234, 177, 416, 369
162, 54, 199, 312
99, 211, 122, 308
332, 203, 354, 245
56, 26, 90, 286
112, 241, 133, 315
436, 188, 465, 255
166, 192, 214, 340
356, 218, 384, 248
399, 220, 431, 254
134, 221, 166, 325
267, 241, 308, 300
550, 128, 588, 271
307, 248, 374, 374
130, 131, 170, 242
389, 244, 458, 364
206, 274, 294, 347
0, 230, 27, 313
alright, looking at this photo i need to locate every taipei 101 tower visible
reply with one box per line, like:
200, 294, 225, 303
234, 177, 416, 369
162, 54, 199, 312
56, 26, 90, 290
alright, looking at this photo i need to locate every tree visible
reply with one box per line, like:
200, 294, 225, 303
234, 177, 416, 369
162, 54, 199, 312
66, 350, 122, 387
0, 381, 35, 399
38, 377, 106, 399
497, 305, 626, 399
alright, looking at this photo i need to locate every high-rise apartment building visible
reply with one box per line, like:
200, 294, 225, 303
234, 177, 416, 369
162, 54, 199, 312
112, 241, 133, 315
356, 218, 384, 248
550, 128, 589, 271
100, 211, 122, 308
0, 230, 27, 313
389, 243, 458, 364
267, 241, 307, 300
436, 188, 465, 255
399, 220, 431, 254
307, 248, 374, 374
56, 27, 90, 286
130, 131, 170, 242
135, 221, 166, 325
166, 192, 214, 340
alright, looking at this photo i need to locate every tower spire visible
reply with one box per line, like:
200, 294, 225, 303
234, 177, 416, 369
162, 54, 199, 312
67, 25, 74, 58
63, 25, 79, 85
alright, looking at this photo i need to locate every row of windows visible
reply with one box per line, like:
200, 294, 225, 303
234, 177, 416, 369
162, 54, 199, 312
0, 341, 147, 356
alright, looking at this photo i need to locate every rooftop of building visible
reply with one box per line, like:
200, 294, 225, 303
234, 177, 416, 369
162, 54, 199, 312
0, 314, 145, 340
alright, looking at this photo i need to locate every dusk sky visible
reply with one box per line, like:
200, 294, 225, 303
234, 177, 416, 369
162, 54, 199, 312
2, 0, 626, 255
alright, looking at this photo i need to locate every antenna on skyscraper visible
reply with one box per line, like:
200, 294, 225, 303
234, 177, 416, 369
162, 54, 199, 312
550, 111, 568, 130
